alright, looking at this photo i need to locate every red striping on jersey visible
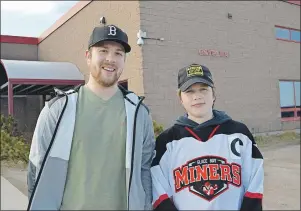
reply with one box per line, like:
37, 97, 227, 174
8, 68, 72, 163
245, 191, 263, 199
153, 194, 169, 208
208, 125, 220, 139
185, 127, 202, 141
185, 125, 220, 142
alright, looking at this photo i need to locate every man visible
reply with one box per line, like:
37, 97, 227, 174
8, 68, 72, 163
27, 24, 155, 210
151, 64, 264, 210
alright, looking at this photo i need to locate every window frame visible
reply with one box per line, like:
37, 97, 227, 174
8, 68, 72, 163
279, 80, 301, 122
275, 25, 301, 43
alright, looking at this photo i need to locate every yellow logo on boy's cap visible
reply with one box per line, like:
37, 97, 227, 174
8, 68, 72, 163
186, 65, 203, 77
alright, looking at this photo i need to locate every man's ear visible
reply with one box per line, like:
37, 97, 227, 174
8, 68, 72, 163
85, 49, 92, 65
85, 49, 91, 59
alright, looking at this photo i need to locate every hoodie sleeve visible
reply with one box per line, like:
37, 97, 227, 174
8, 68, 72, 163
27, 98, 61, 200
141, 113, 156, 210
151, 132, 178, 210
240, 126, 264, 211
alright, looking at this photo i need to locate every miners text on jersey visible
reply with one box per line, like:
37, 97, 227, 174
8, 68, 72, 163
173, 155, 241, 201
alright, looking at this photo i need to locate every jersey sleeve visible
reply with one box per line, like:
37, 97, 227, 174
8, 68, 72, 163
150, 133, 178, 210
240, 127, 264, 211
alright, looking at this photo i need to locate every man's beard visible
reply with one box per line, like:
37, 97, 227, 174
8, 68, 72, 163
91, 67, 121, 87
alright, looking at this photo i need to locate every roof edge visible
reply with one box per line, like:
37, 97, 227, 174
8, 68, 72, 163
38, 1, 93, 44
0, 35, 39, 45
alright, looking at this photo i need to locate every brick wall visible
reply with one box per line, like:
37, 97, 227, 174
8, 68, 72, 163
140, 1, 300, 132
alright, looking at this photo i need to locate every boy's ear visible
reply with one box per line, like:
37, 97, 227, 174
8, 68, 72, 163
179, 95, 184, 104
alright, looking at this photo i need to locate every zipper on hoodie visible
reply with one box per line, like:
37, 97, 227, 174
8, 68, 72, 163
27, 93, 69, 211
127, 96, 145, 210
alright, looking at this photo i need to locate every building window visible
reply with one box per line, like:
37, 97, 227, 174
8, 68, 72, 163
275, 26, 301, 43
279, 81, 300, 121
291, 30, 301, 42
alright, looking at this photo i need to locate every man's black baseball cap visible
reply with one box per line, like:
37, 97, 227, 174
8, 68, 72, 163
178, 64, 214, 92
88, 24, 131, 53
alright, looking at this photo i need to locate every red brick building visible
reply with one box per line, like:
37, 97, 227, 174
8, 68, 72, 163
1, 1, 300, 134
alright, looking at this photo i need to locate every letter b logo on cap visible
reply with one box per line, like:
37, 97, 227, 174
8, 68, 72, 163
108, 25, 117, 36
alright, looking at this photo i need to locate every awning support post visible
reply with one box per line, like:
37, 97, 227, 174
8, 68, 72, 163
8, 81, 14, 116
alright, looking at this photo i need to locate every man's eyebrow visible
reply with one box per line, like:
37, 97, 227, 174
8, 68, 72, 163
96, 45, 125, 53
116, 48, 125, 52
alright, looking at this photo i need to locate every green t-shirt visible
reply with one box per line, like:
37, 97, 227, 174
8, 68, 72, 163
60, 86, 127, 210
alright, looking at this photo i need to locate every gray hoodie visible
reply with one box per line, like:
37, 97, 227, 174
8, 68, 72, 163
27, 86, 155, 210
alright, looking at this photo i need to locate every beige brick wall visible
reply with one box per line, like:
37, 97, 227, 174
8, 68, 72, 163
140, 1, 300, 132
1, 43, 38, 61
38, 1, 145, 95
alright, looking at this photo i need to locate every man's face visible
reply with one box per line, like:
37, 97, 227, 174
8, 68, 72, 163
180, 83, 215, 120
86, 41, 126, 87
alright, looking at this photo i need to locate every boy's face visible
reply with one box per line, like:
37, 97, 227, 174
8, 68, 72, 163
180, 83, 215, 120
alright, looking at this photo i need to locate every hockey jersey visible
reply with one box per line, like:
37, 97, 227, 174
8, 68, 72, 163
151, 110, 264, 210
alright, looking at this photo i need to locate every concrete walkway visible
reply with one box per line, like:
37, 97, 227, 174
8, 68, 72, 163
1, 176, 28, 210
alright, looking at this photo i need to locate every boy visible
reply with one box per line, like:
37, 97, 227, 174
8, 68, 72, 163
151, 64, 264, 210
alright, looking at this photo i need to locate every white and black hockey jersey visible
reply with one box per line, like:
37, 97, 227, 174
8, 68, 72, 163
151, 110, 264, 210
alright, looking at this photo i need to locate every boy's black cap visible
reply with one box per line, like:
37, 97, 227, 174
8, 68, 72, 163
88, 24, 131, 53
178, 64, 214, 91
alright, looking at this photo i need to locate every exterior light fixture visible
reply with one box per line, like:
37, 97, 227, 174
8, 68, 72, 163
137, 29, 164, 46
